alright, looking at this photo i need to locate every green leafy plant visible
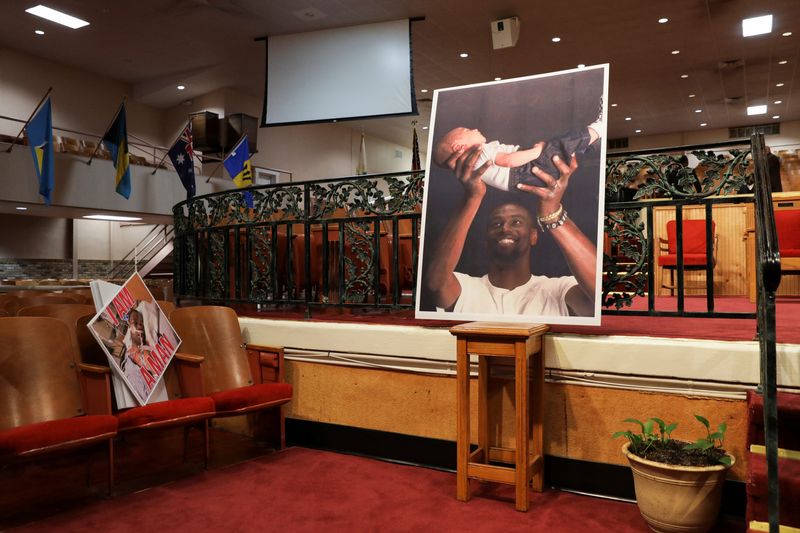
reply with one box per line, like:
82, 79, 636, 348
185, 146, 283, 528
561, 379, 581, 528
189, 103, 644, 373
613, 415, 731, 467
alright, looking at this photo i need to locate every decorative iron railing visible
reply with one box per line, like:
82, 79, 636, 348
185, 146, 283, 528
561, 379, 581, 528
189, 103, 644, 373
174, 141, 757, 318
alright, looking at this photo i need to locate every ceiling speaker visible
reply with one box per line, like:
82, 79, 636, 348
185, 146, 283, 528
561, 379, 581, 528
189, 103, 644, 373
491, 17, 520, 50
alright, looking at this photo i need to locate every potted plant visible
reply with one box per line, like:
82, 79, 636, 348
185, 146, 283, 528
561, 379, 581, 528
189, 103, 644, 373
613, 415, 735, 533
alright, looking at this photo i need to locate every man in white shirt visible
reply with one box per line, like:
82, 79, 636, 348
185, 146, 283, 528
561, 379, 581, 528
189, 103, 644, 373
424, 145, 597, 317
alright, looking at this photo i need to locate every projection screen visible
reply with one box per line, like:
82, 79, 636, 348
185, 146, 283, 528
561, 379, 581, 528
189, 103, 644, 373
261, 19, 418, 127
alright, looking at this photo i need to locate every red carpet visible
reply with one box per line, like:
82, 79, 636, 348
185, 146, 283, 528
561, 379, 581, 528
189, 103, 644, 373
238, 296, 800, 344
9, 447, 648, 532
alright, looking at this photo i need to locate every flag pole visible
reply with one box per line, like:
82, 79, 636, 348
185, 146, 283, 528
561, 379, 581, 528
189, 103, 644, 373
4, 87, 53, 154
86, 97, 125, 165
152, 119, 191, 175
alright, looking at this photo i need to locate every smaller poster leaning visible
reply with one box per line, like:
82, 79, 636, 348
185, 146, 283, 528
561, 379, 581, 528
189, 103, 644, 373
86, 272, 181, 406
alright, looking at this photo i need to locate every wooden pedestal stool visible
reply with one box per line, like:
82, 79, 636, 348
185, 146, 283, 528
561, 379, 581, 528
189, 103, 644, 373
450, 322, 549, 512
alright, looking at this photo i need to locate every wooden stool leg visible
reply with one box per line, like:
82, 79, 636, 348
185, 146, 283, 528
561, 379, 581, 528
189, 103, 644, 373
456, 339, 470, 502
515, 341, 530, 511
531, 350, 545, 492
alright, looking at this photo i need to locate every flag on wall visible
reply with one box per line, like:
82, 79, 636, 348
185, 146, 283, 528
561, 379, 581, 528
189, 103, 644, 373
26, 96, 55, 205
167, 123, 196, 200
356, 131, 367, 175
223, 134, 254, 208
102, 103, 131, 199
411, 124, 421, 172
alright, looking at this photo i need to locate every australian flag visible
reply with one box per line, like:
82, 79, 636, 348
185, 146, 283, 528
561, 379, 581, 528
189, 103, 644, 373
167, 124, 196, 200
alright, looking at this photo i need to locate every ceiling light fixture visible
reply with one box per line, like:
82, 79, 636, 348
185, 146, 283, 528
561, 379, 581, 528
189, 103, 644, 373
700, 123, 707, 127
422, 126, 428, 130
782, 31, 792, 37
776, 82, 785, 87
82, 214, 143, 222
15, 206, 28, 211
658, 18, 669, 24
694, 109, 702, 113
689, 94, 696, 98
681, 74, 689, 78
551, 37, 561, 43
774, 100, 782, 104
25, 4, 89, 29
747, 105, 767, 115
494, 77, 501, 81
611, 103, 618, 107
671, 50, 680, 55
577, 64, 586, 68
779, 60, 788, 65
459, 52, 469, 58
420, 89, 428, 93
635, 129, 642, 133
624, 117, 632, 121
772, 115, 780, 119
741, 14, 773, 37
34, 29, 44, 35
177, 85, 185, 90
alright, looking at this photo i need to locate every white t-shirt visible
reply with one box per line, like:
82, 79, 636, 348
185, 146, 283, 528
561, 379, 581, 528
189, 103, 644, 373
451, 272, 578, 316
476, 141, 519, 191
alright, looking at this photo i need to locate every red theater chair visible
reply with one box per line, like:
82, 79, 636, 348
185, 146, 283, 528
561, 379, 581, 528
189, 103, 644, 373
0, 317, 118, 492
776, 209, 800, 278
658, 219, 718, 295
74, 314, 216, 476
169, 306, 292, 449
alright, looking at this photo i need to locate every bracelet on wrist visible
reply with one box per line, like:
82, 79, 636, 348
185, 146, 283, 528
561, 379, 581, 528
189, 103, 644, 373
538, 208, 568, 231
537, 204, 563, 224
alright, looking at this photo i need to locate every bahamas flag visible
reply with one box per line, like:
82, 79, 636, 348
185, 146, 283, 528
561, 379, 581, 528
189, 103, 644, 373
223, 135, 254, 208
26, 96, 55, 205
102, 103, 131, 199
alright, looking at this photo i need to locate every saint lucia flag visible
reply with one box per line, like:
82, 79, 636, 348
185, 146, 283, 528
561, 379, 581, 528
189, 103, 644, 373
223, 135, 254, 208
26, 96, 55, 205
102, 103, 131, 199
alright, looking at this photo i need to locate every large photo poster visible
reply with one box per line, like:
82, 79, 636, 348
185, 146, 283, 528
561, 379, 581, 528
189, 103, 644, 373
415, 65, 608, 325
87, 273, 181, 405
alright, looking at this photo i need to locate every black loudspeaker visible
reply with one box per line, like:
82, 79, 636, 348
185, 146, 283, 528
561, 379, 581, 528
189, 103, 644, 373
190, 111, 222, 154
224, 113, 258, 154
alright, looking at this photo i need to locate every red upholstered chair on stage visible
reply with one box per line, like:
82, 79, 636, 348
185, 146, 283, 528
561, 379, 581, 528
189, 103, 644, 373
776, 209, 800, 278
169, 306, 292, 449
658, 219, 718, 295
0, 317, 118, 492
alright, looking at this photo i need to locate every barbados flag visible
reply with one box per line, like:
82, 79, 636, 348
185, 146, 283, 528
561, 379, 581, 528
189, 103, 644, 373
102, 103, 131, 199
223, 134, 254, 208
27, 96, 55, 205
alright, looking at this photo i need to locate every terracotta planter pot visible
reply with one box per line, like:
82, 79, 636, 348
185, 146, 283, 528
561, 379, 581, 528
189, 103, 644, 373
622, 442, 735, 533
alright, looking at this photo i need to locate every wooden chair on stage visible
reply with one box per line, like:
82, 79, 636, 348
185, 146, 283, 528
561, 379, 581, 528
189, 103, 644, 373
0, 317, 118, 492
170, 306, 292, 449
658, 219, 718, 295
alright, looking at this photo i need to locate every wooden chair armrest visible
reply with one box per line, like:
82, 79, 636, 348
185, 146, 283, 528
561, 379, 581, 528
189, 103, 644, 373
172, 352, 206, 397
245, 344, 286, 384
77, 362, 113, 415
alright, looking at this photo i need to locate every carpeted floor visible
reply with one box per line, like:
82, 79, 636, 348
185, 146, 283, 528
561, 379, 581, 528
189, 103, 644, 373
10, 447, 743, 533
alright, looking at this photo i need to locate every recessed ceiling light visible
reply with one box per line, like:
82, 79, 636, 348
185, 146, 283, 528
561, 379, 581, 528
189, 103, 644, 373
681, 74, 689, 78
577, 64, 586, 68
772, 115, 780, 119
422, 126, 428, 130
82, 214, 143, 222
741, 14, 773, 37
177, 85, 185, 90
34, 29, 44, 35
671, 50, 680, 55
25, 5, 89, 29
782, 31, 792, 37
611, 103, 618, 107
494, 77, 501, 81
658, 17, 669, 24
420, 89, 428, 93
635, 129, 642, 133
776, 82, 785, 87
700, 123, 707, 127
15, 206, 28, 211
694, 109, 702, 113
779, 60, 788, 65
774, 100, 782, 104
624, 117, 632, 121
747, 105, 767, 115
459, 52, 469, 58
551, 37, 561, 43
689, 94, 696, 98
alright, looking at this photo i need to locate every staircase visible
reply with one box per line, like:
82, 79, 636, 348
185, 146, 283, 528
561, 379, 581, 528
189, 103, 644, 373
746, 391, 800, 532
108, 224, 174, 280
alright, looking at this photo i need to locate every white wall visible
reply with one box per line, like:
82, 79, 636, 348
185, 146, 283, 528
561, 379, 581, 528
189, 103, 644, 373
617, 120, 800, 152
